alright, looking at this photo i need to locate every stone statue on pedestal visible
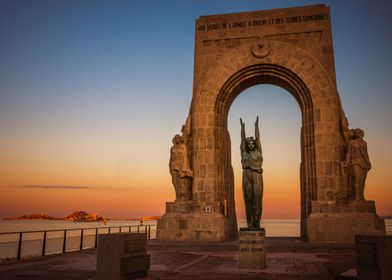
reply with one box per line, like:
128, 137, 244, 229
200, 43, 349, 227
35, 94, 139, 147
240, 116, 263, 229
169, 117, 193, 201
342, 128, 371, 200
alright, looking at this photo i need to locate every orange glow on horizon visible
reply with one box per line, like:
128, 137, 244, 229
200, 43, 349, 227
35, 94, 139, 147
1, 172, 391, 219
1, 88, 391, 220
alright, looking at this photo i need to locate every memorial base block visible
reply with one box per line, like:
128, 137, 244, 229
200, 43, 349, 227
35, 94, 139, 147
156, 201, 238, 241
307, 200, 386, 243
96, 233, 150, 280
239, 228, 266, 269
356, 235, 392, 280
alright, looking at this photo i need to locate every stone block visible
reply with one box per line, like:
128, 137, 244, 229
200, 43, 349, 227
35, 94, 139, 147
156, 217, 167, 230
179, 219, 189, 230
96, 233, 150, 280
307, 214, 386, 243
356, 235, 392, 280
120, 255, 150, 278
355, 202, 368, 213
157, 212, 234, 242
167, 217, 178, 228
239, 229, 266, 269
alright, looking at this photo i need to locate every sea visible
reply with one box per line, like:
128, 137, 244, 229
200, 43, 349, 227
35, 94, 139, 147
0, 218, 391, 259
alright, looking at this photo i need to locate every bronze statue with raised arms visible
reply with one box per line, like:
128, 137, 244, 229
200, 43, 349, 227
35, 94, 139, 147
240, 116, 263, 229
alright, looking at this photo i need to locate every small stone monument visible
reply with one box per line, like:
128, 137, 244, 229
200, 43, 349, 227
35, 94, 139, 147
238, 116, 266, 269
355, 235, 392, 280
96, 233, 150, 280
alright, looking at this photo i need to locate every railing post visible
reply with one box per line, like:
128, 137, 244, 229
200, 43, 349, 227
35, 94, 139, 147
17, 232, 23, 260
95, 228, 98, 248
119, 227, 122, 233
80, 229, 84, 250
63, 230, 67, 253
148, 226, 151, 239
42, 231, 47, 256
108, 227, 111, 234
129, 226, 131, 233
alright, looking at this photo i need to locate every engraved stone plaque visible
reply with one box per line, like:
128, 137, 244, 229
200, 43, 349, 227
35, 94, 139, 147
124, 239, 146, 254
239, 228, 266, 269
96, 233, 150, 280
121, 254, 151, 275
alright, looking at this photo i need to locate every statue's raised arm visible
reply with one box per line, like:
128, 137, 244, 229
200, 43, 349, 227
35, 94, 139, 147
255, 116, 262, 153
240, 118, 246, 154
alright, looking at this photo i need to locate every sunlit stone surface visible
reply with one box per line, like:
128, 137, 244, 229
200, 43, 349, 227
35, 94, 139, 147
157, 4, 386, 242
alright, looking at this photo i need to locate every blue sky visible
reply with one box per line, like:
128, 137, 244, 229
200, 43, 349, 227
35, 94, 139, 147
0, 0, 391, 217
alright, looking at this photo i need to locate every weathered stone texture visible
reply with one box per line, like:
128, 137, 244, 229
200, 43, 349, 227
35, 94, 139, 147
96, 233, 150, 280
156, 4, 385, 243
356, 235, 392, 280
239, 229, 267, 269
307, 201, 386, 243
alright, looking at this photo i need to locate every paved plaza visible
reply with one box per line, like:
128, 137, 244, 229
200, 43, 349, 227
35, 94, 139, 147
0, 238, 356, 279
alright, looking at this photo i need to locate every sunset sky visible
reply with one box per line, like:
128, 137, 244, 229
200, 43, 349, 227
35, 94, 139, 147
1, 0, 391, 219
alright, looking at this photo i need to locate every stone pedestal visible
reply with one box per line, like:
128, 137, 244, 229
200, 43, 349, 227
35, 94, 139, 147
307, 200, 386, 243
156, 201, 238, 241
96, 233, 150, 280
355, 235, 392, 280
239, 228, 266, 269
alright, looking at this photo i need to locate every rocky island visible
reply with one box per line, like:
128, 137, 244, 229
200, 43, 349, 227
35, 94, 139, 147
3, 213, 61, 220
3, 210, 108, 222
65, 210, 108, 222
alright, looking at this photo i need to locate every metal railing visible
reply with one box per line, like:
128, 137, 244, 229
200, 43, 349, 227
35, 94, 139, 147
0, 224, 156, 260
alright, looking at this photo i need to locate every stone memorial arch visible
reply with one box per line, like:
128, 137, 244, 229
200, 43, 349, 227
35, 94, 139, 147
157, 4, 386, 243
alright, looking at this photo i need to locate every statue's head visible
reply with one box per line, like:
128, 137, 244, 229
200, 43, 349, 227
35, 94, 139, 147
353, 128, 364, 139
172, 134, 182, 145
245, 137, 256, 151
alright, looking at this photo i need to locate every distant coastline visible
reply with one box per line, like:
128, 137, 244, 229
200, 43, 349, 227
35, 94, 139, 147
125, 216, 161, 221
4, 214, 388, 221
3, 210, 108, 222
3, 213, 62, 221
2, 212, 161, 222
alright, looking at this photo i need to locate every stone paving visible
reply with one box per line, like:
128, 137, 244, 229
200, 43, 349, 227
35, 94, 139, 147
0, 239, 356, 280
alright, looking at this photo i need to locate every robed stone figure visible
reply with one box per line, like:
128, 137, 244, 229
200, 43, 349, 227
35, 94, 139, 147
169, 117, 193, 201
342, 128, 371, 200
240, 116, 263, 229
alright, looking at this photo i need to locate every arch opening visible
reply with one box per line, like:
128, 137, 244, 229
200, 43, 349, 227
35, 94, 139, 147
215, 64, 316, 239
228, 84, 301, 234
